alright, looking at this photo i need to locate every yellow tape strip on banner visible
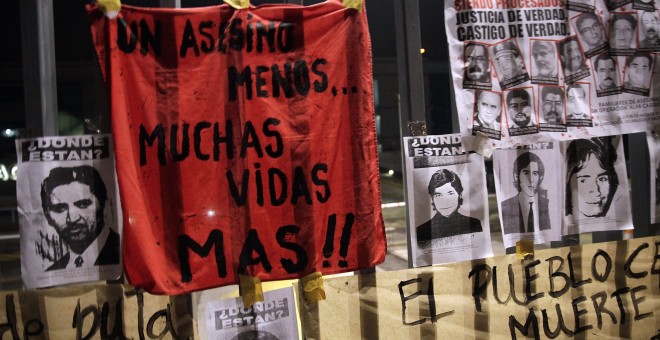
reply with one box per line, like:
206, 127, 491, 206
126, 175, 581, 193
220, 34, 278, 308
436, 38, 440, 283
516, 239, 534, 260
239, 275, 264, 307
224, 0, 250, 9
302, 272, 326, 302
97, 0, 121, 19
343, 0, 363, 12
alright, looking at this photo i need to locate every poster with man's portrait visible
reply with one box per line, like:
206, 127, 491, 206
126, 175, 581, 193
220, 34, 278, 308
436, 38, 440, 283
561, 136, 633, 235
403, 134, 492, 267
646, 131, 660, 223
201, 287, 299, 340
622, 52, 655, 96
15, 135, 122, 289
489, 39, 530, 90
493, 144, 563, 249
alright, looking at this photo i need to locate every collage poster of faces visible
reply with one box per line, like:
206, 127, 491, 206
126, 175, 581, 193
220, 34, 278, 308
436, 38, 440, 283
447, 1, 660, 152
493, 136, 632, 248
15, 134, 122, 289
403, 135, 493, 267
646, 131, 660, 223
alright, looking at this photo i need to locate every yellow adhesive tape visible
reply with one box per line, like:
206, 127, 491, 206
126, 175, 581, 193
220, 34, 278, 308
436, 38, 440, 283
239, 274, 264, 307
516, 239, 534, 260
97, 0, 121, 13
224, 0, 250, 9
343, 0, 363, 12
302, 272, 326, 302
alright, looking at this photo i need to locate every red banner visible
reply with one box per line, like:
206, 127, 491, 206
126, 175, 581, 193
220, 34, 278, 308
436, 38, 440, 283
88, 1, 385, 295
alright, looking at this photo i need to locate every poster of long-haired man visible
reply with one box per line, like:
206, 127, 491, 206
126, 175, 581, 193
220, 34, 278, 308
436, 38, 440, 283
403, 134, 492, 267
493, 144, 562, 249
561, 136, 633, 235
15, 135, 122, 289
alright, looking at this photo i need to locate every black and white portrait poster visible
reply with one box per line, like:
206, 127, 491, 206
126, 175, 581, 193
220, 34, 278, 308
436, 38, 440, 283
15, 135, 122, 289
561, 136, 633, 235
202, 287, 299, 340
647, 131, 660, 223
493, 143, 563, 249
403, 134, 493, 267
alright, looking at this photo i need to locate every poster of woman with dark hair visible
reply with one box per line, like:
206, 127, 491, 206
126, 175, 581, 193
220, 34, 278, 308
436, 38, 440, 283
403, 134, 493, 267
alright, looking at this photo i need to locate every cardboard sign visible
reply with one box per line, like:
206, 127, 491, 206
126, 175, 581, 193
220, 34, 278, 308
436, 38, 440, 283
87, 1, 385, 294
299, 236, 660, 339
0, 284, 193, 339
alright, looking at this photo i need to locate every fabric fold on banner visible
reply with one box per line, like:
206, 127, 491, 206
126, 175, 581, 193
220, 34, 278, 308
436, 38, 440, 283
87, 2, 385, 295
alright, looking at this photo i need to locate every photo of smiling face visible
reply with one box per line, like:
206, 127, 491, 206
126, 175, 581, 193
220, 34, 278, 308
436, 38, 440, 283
432, 182, 460, 217
570, 154, 611, 217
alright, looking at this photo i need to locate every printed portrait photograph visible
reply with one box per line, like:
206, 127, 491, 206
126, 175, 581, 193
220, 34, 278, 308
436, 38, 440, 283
557, 36, 589, 79
539, 86, 566, 125
414, 167, 483, 249
573, 12, 608, 57
639, 10, 660, 50
473, 90, 502, 131
530, 39, 559, 84
463, 42, 492, 87
566, 83, 593, 122
489, 39, 529, 88
505, 88, 538, 130
564, 137, 627, 221
609, 13, 638, 53
623, 52, 654, 93
38, 165, 120, 271
592, 53, 622, 96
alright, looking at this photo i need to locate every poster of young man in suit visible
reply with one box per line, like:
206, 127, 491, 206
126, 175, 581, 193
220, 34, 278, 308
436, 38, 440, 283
647, 131, 660, 223
493, 144, 562, 249
403, 134, 492, 267
15, 135, 122, 289
561, 136, 633, 235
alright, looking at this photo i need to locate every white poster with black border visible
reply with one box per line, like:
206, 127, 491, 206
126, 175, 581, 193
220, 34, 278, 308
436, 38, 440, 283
561, 135, 633, 235
647, 131, 660, 223
203, 286, 299, 340
493, 143, 563, 249
15, 134, 122, 289
404, 134, 493, 267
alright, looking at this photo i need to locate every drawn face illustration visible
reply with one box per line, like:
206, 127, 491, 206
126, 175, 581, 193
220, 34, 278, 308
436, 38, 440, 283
432, 183, 460, 217
567, 87, 588, 118
532, 42, 557, 77
47, 182, 101, 253
627, 56, 651, 88
517, 162, 542, 197
465, 44, 490, 81
477, 92, 501, 126
508, 95, 532, 127
578, 17, 604, 47
563, 40, 583, 72
542, 92, 564, 124
596, 59, 617, 88
642, 12, 660, 41
611, 18, 634, 49
570, 154, 611, 217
